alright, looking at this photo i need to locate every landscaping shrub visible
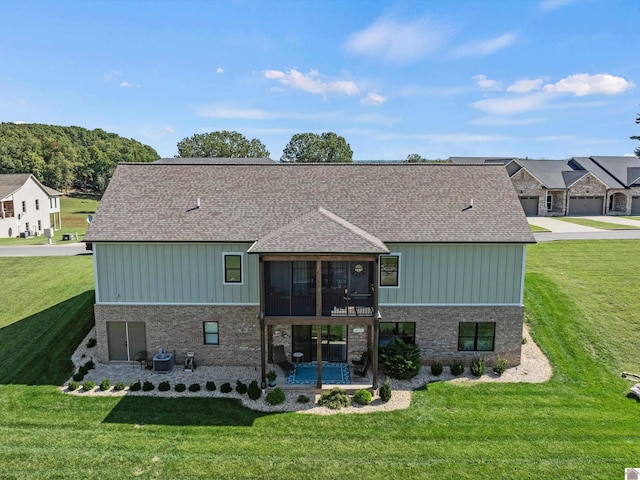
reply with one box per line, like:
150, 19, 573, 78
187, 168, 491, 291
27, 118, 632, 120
142, 380, 154, 392
235, 380, 248, 395
83, 380, 95, 391
522, 336, 528, 345
113, 381, 125, 392
86, 337, 97, 348
220, 382, 232, 394
67, 381, 79, 391
84, 360, 95, 370
378, 337, 421, 379
450, 359, 464, 376
431, 360, 443, 376
206, 381, 216, 392
78, 365, 89, 376
248, 380, 261, 400
379, 377, 392, 402
353, 389, 373, 405
318, 387, 350, 410
265, 387, 286, 406
175, 383, 186, 393
129, 381, 141, 392
72, 372, 84, 382
158, 380, 171, 392
99, 379, 110, 391
471, 357, 486, 377
493, 355, 510, 376
296, 394, 310, 404
189, 383, 201, 392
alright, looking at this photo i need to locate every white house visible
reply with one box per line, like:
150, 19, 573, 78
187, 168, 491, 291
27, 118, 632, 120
0, 173, 63, 238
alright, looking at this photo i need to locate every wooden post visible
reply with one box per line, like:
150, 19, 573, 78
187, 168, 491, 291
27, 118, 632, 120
316, 259, 323, 388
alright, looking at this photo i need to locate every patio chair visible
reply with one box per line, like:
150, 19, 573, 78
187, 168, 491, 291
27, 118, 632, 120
351, 351, 368, 367
273, 345, 296, 372
353, 355, 370, 378
132, 350, 148, 369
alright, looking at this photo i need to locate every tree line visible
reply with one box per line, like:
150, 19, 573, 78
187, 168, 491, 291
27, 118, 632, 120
0, 123, 159, 194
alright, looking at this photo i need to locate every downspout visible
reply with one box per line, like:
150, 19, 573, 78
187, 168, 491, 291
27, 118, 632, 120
259, 257, 266, 389
372, 256, 380, 390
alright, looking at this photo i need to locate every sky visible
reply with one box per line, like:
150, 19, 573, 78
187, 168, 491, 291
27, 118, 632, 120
1, 0, 639, 161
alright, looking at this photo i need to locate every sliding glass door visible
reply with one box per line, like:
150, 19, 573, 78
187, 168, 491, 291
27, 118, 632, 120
292, 325, 347, 362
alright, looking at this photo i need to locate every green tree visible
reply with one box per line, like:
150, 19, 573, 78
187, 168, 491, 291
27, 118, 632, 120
405, 153, 427, 163
280, 132, 352, 163
632, 112, 640, 157
176, 130, 270, 158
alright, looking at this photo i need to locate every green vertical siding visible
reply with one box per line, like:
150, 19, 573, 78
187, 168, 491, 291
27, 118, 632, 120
94, 243, 259, 304
378, 244, 525, 305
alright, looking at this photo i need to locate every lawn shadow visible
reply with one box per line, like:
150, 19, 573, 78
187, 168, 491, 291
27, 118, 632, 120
103, 395, 274, 427
0, 291, 95, 386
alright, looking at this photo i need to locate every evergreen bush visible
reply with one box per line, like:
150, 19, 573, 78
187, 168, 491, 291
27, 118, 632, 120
158, 380, 171, 392
265, 387, 286, 405
296, 394, 310, 404
470, 357, 486, 377
142, 380, 154, 391
175, 383, 186, 392
248, 380, 261, 400
353, 389, 373, 405
378, 338, 421, 379
318, 387, 350, 410
206, 381, 216, 392
450, 359, 465, 376
129, 381, 141, 391
379, 377, 392, 402
84, 360, 95, 370
72, 372, 84, 382
235, 380, 248, 395
493, 355, 510, 376
86, 338, 97, 348
78, 365, 89, 376
67, 381, 79, 391
188, 383, 201, 392
83, 380, 95, 391
220, 382, 232, 393
430, 360, 443, 376
113, 381, 125, 392
99, 379, 110, 391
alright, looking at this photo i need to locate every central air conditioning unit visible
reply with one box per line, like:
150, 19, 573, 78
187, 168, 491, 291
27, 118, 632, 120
153, 352, 174, 374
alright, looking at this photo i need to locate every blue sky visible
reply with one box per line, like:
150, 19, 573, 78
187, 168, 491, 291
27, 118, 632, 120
1, 0, 639, 160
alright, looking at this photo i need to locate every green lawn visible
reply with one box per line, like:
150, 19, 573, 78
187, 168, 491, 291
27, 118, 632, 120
0, 243, 639, 479
556, 217, 640, 230
529, 224, 549, 232
0, 195, 98, 245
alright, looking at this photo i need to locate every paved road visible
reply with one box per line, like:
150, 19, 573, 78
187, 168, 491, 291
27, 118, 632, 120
529, 216, 640, 242
0, 242, 91, 257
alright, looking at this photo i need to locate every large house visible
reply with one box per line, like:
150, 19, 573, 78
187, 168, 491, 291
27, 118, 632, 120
85, 162, 534, 387
449, 156, 640, 216
0, 173, 63, 238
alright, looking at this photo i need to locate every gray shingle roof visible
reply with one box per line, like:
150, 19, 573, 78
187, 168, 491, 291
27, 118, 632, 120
571, 157, 621, 189
0, 173, 31, 200
85, 163, 535, 244
589, 156, 640, 187
154, 157, 276, 165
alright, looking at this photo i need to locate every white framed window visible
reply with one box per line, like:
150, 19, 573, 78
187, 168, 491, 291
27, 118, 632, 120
223, 252, 243, 284
546, 194, 552, 211
379, 254, 400, 287
37, 220, 42, 231
35, 199, 39, 210
21, 201, 26, 213
203, 321, 219, 345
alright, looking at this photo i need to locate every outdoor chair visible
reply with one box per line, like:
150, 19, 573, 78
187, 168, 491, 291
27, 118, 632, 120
351, 351, 368, 367
273, 345, 296, 372
353, 355, 370, 378
132, 350, 148, 369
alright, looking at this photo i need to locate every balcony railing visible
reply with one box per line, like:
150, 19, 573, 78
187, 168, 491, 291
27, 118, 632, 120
265, 291, 373, 317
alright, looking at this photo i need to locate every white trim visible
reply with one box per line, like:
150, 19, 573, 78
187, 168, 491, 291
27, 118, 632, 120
519, 247, 527, 305
379, 252, 401, 289
96, 301, 260, 306
93, 244, 101, 304
222, 251, 245, 285
380, 303, 523, 307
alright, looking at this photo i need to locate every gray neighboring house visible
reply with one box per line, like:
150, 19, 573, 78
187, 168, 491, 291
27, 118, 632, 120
0, 173, 62, 238
448, 156, 640, 216
85, 162, 534, 387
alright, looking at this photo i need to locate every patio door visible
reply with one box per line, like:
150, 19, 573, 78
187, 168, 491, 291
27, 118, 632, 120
292, 325, 347, 362
107, 321, 146, 361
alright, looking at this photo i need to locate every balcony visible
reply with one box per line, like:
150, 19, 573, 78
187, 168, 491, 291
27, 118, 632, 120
265, 291, 373, 317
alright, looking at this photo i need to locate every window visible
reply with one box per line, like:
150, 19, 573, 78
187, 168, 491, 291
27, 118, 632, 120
379, 322, 415, 346
21, 201, 26, 213
35, 199, 39, 210
546, 194, 552, 211
380, 255, 399, 287
458, 322, 495, 351
203, 322, 219, 345
223, 253, 242, 284
25, 222, 30, 232
37, 220, 42, 231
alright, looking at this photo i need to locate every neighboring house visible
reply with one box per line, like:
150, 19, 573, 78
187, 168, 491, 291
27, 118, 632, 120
0, 173, 62, 238
85, 162, 534, 387
448, 156, 640, 216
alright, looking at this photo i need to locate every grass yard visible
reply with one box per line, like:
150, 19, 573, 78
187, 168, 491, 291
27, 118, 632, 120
529, 224, 549, 232
0, 242, 639, 479
0, 194, 99, 245
556, 217, 640, 230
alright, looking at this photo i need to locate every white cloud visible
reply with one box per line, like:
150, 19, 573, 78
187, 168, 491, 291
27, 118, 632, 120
192, 104, 339, 121
104, 70, 121, 82
343, 15, 451, 64
538, 0, 576, 13
263, 68, 359, 96
453, 32, 518, 58
470, 116, 544, 126
472, 92, 549, 114
13, 120, 29, 124
120, 81, 132, 88
216, 67, 224, 74
543, 73, 634, 96
361, 92, 386, 106
507, 78, 545, 93
473, 74, 501, 90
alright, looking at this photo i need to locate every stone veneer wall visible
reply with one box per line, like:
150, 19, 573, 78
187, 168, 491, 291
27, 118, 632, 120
94, 304, 261, 366
382, 305, 524, 366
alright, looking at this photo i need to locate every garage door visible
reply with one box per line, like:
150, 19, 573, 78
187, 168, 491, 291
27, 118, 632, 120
519, 196, 539, 216
569, 196, 604, 216
632, 196, 640, 215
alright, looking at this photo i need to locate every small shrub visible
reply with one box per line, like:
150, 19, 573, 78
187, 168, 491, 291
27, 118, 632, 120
470, 357, 486, 377
175, 383, 186, 393
220, 382, 232, 394
353, 389, 373, 405
72, 372, 84, 382
67, 381, 79, 391
83, 380, 95, 391
235, 380, 248, 395
99, 379, 110, 391
450, 359, 464, 376
248, 380, 261, 401
430, 360, 443, 377
265, 387, 286, 406
142, 380, 154, 392
189, 383, 201, 392
493, 355, 510, 376
206, 381, 217, 392
158, 380, 171, 392
296, 394, 310, 404
86, 338, 97, 348
113, 381, 125, 392
78, 365, 89, 376
84, 360, 95, 370
318, 387, 350, 410
129, 381, 141, 392
378, 338, 421, 380
379, 377, 392, 402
